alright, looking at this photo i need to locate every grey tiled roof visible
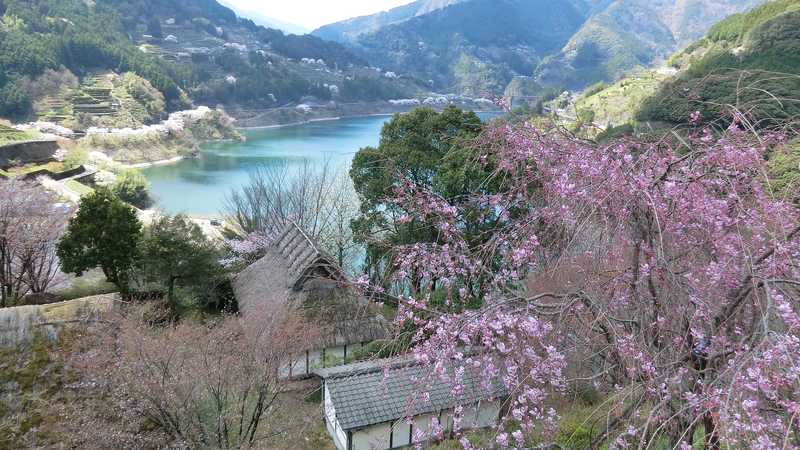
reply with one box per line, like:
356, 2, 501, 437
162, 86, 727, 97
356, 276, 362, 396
324, 358, 507, 431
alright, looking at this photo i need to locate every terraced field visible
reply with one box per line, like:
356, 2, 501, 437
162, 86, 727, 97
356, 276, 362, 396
71, 75, 120, 118
575, 70, 670, 127
0, 123, 41, 145
36, 74, 132, 127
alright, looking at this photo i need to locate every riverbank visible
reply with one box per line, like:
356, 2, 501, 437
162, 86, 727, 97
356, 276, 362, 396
119, 156, 186, 169
229, 100, 501, 128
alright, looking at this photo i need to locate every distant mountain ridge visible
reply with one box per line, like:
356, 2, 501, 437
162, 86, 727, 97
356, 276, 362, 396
217, 0, 310, 35
637, 0, 800, 125
314, 0, 761, 96
313, 0, 465, 43
536, 0, 764, 90
0, 0, 422, 121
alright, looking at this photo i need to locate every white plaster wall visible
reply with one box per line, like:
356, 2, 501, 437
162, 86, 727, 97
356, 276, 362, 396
278, 360, 291, 378
459, 403, 479, 429
440, 409, 454, 433
390, 420, 412, 448
324, 384, 348, 450
353, 423, 391, 450
475, 399, 502, 428
412, 412, 438, 442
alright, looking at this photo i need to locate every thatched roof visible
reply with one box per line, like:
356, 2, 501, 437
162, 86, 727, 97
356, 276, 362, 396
233, 222, 388, 348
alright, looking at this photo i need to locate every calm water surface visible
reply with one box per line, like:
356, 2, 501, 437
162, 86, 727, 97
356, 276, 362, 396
144, 112, 502, 216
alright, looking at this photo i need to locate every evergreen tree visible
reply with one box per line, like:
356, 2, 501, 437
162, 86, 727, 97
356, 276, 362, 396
57, 189, 142, 295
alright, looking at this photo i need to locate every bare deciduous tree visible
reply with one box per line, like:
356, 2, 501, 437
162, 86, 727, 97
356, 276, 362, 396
225, 160, 361, 272
63, 303, 319, 449
0, 180, 71, 306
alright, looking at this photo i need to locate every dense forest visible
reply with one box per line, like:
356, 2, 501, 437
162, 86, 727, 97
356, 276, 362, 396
638, 0, 800, 124
0, 0, 190, 118
0, 0, 420, 121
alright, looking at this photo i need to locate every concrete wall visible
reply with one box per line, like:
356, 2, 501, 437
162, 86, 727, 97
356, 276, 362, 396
0, 140, 59, 168
459, 399, 502, 429
0, 294, 117, 347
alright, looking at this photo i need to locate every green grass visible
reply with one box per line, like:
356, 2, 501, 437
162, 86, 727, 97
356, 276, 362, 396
0, 332, 63, 448
0, 127, 41, 146
53, 270, 118, 301
5, 161, 66, 175
65, 180, 95, 197
768, 141, 800, 202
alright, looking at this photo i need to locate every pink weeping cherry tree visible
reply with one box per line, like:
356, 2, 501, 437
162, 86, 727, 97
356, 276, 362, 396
368, 115, 800, 449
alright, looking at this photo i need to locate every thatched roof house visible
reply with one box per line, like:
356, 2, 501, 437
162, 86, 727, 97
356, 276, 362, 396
233, 222, 388, 376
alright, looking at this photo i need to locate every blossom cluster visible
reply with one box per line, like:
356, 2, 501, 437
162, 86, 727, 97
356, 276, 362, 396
378, 119, 800, 448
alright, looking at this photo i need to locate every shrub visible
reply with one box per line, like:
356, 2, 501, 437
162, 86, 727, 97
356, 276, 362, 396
111, 169, 151, 208
63, 147, 88, 170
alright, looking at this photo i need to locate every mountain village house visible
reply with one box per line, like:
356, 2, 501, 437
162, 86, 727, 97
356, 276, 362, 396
233, 222, 507, 448
315, 357, 507, 450
233, 222, 388, 378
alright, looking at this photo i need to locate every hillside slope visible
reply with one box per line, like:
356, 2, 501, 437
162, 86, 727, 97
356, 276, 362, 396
319, 0, 596, 96
638, 0, 800, 125
312, 0, 465, 44
0, 0, 421, 122
314, 0, 759, 97
536, 0, 762, 90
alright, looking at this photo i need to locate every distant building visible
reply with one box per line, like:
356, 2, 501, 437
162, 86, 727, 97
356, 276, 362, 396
233, 223, 388, 378
224, 42, 247, 52
315, 357, 507, 450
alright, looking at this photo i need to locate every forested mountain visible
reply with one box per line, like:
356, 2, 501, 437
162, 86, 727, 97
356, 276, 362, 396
318, 0, 596, 96
536, 0, 763, 90
314, 0, 760, 96
0, 0, 421, 121
312, 0, 465, 44
638, 0, 800, 125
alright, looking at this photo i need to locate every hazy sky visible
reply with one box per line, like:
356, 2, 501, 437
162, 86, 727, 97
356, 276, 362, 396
223, 0, 415, 29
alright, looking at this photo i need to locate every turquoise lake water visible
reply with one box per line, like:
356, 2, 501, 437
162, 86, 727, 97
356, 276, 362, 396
143, 112, 502, 216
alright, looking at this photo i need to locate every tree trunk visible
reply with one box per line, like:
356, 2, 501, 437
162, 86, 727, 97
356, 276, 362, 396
703, 412, 720, 450
168, 276, 178, 310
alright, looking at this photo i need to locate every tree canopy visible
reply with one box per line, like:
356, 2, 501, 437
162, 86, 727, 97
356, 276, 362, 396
57, 188, 142, 295
350, 107, 501, 300
137, 214, 224, 313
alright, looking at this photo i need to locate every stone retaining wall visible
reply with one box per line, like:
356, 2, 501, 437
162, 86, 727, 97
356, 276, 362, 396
0, 294, 119, 347
0, 140, 59, 168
